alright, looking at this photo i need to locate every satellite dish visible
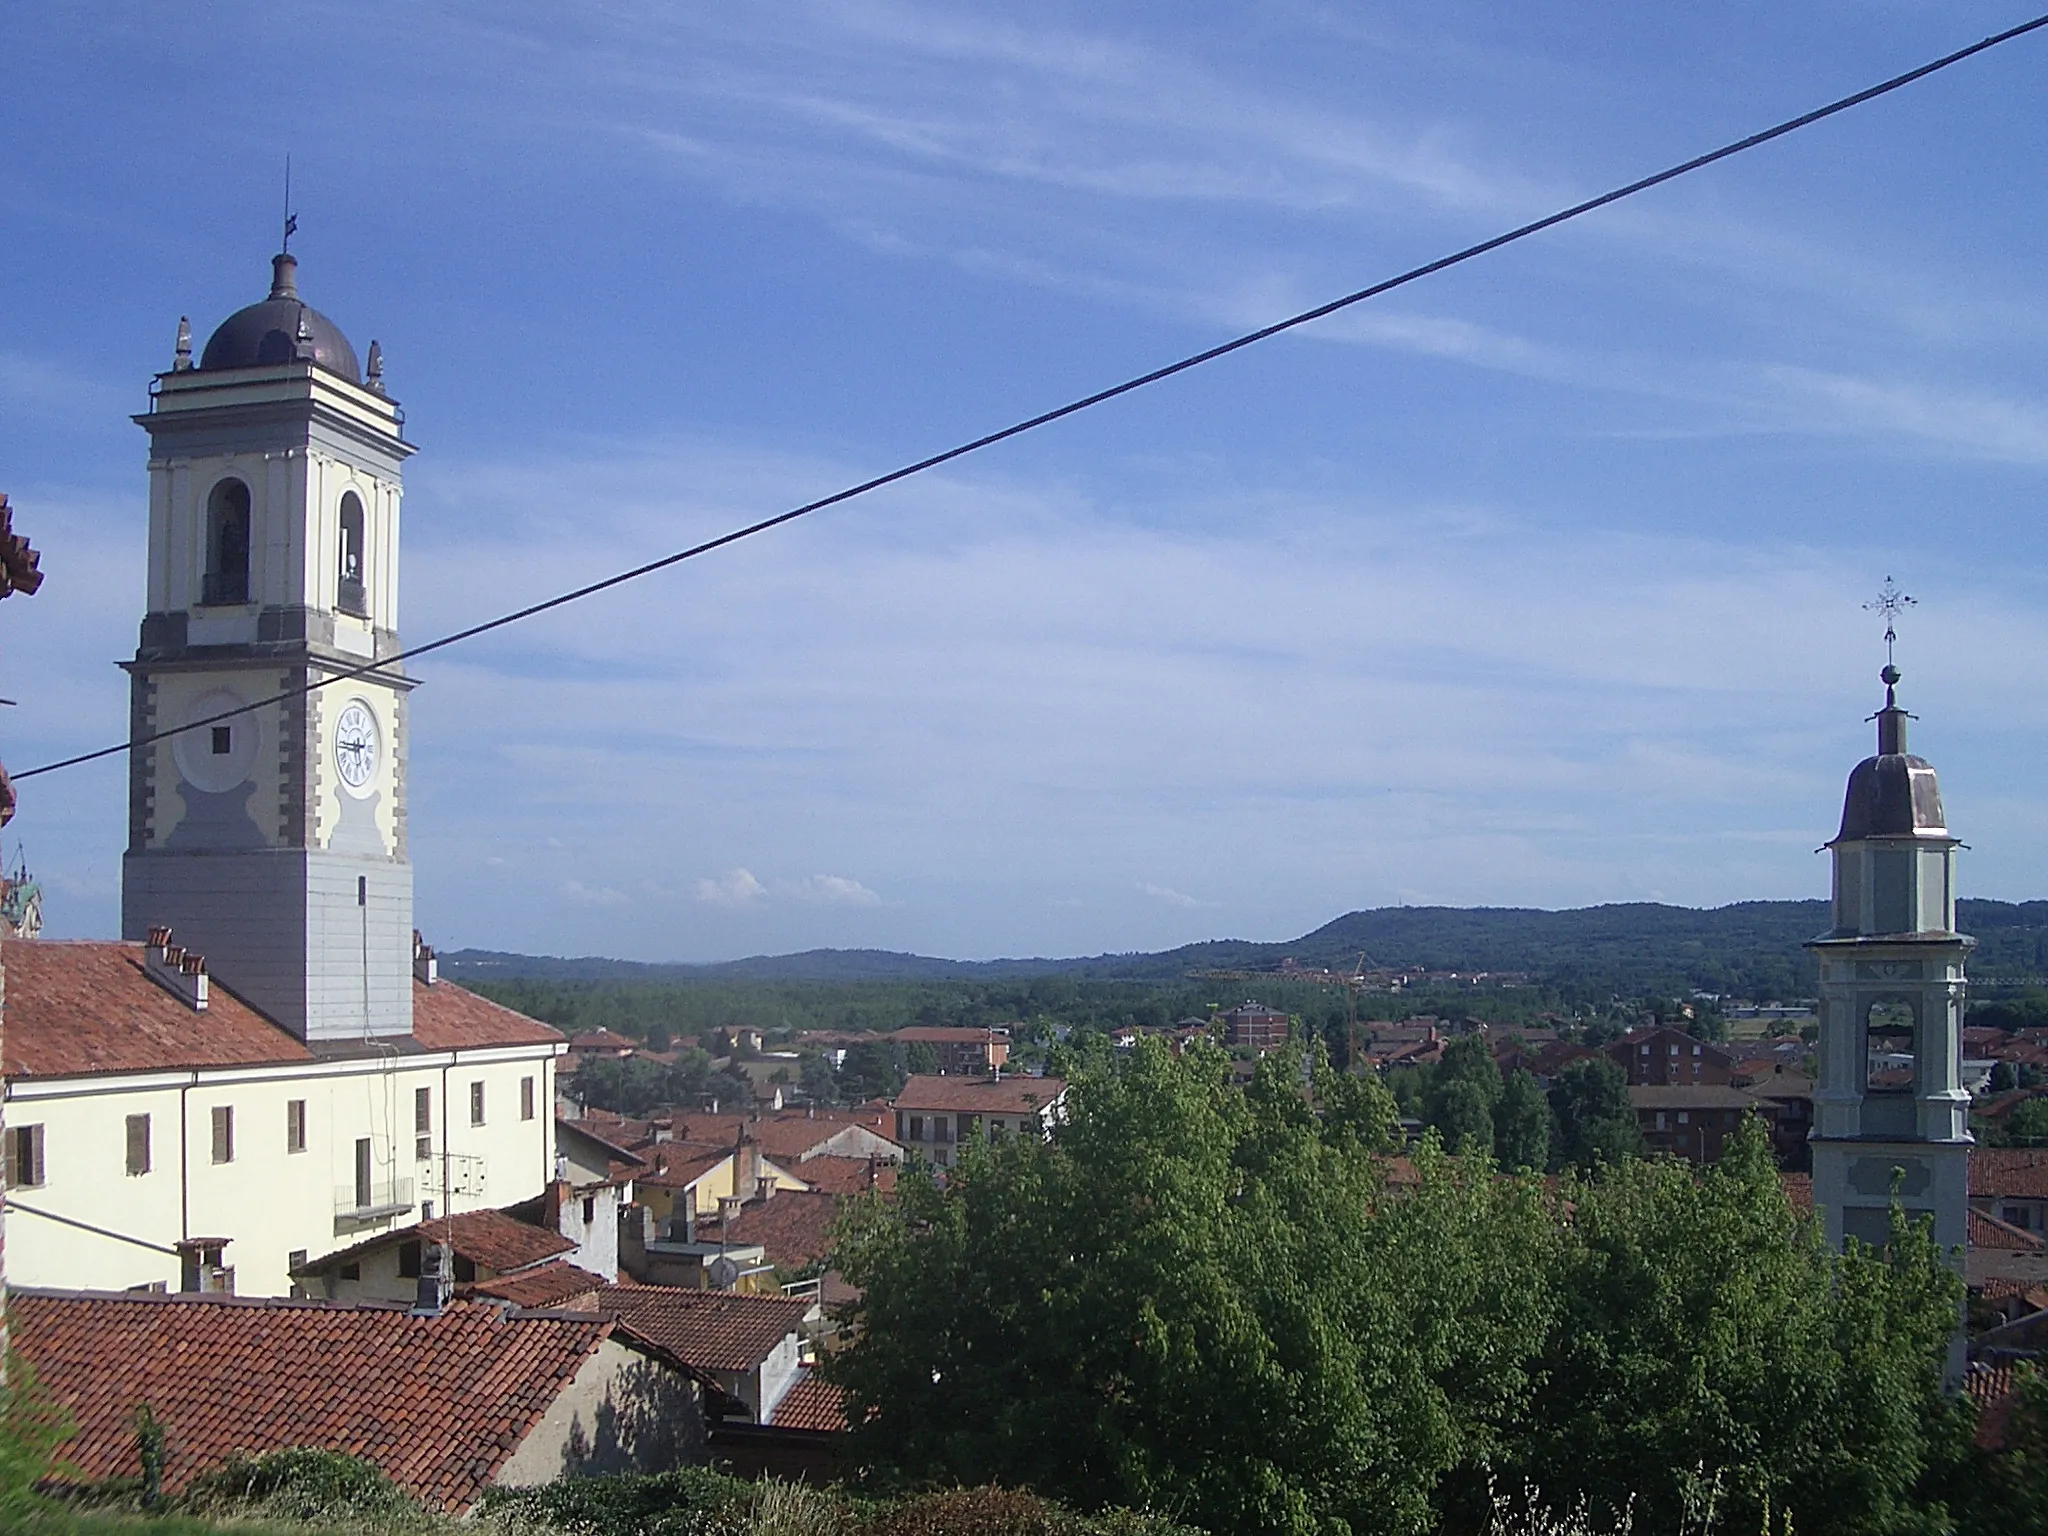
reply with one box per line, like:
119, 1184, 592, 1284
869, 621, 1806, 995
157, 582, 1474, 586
708, 1255, 741, 1290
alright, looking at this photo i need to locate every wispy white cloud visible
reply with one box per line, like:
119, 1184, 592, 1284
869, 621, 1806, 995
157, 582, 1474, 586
1139, 882, 1210, 909
562, 879, 631, 908
786, 874, 883, 907
694, 868, 769, 907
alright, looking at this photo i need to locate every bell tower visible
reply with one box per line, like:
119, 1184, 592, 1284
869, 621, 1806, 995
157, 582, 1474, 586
122, 250, 418, 1041
1805, 663, 1971, 1264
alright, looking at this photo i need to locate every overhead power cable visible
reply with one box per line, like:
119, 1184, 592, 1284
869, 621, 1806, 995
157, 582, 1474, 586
15, 11, 2048, 783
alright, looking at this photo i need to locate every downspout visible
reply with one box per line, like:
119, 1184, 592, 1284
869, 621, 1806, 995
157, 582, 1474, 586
179, 1073, 193, 1245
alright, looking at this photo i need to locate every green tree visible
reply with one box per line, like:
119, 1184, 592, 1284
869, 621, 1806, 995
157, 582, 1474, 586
831, 1042, 1557, 1536
1425, 1033, 1503, 1152
1513, 1120, 1966, 1536
798, 1051, 840, 1106
1998, 1096, 2048, 1148
1548, 1055, 1641, 1170
1493, 1068, 1552, 1172
1432, 1077, 1494, 1154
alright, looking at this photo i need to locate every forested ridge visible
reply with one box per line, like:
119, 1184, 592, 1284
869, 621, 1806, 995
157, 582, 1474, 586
452, 897, 2048, 1000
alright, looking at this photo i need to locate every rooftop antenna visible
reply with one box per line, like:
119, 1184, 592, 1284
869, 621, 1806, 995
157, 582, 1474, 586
280, 155, 297, 254
1864, 576, 1915, 673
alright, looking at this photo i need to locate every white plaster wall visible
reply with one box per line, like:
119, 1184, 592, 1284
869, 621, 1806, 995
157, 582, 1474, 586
492, 1337, 703, 1491
5, 1047, 556, 1297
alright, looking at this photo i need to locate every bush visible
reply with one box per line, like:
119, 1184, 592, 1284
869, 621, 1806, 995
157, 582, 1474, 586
182, 1447, 423, 1526
477, 1466, 756, 1536
0, 1354, 77, 1519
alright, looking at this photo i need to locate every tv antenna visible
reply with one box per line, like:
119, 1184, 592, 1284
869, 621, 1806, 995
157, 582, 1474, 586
1864, 577, 1915, 668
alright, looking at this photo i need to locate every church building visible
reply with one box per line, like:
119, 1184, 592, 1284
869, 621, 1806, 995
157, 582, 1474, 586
1, 248, 563, 1298
1807, 663, 1971, 1271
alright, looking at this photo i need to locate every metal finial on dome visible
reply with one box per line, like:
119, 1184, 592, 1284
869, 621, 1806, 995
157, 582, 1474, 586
173, 316, 193, 372
269, 251, 300, 301
1864, 576, 1915, 671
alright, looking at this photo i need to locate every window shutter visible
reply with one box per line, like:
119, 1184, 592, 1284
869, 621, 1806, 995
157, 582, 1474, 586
126, 1114, 151, 1176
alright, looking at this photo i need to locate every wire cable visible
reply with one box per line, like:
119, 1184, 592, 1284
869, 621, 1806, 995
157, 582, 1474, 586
14, 11, 2048, 783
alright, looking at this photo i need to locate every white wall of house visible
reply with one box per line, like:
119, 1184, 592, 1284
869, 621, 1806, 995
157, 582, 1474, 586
493, 1336, 705, 1489
4, 1045, 558, 1297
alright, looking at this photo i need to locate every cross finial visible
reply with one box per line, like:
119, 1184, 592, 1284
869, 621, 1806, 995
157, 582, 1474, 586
1864, 577, 1915, 670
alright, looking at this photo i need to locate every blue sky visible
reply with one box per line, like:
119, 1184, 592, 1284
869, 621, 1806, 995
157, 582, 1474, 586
4, 2, 2048, 962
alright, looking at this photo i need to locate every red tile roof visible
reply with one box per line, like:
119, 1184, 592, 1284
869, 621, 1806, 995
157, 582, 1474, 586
699, 1192, 842, 1269
569, 1027, 639, 1052
1973, 1148, 2048, 1199
1969, 1208, 2048, 1253
411, 980, 564, 1049
0, 941, 559, 1077
664, 1110, 895, 1164
771, 1368, 848, 1431
597, 1285, 814, 1373
1627, 1084, 1763, 1110
1, 940, 311, 1077
10, 1291, 613, 1512
892, 1075, 1065, 1115
636, 1142, 735, 1191
463, 1261, 608, 1309
891, 1027, 1008, 1044
303, 1208, 574, 1277
798, 1156, 900, 1197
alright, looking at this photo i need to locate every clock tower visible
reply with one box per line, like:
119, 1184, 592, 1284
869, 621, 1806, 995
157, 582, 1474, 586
123, 250, 417, 1041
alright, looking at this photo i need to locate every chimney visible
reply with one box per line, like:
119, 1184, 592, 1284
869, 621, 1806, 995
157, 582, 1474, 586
144, 928, 208, 1011
412, 930, 438, 986
543, 1178, 573, 1236
757, 1176, 776, 1203
734, 1123, 760, 1198
176, 1238, 232, 1295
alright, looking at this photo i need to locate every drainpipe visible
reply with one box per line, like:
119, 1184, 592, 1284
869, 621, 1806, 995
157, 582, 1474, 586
179, 1073, 194, 1247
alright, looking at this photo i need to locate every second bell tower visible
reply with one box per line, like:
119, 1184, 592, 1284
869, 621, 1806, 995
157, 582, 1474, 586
122, 250, 418, 1041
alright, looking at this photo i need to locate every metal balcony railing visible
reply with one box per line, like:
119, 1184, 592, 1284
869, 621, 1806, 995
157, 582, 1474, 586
335, 1177, 414, 1225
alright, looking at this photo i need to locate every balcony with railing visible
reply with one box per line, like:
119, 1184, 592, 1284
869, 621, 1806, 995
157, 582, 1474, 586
335, 1175, 414, 1230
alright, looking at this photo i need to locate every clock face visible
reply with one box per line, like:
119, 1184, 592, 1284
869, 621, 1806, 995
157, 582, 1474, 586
333, 700, 381, 794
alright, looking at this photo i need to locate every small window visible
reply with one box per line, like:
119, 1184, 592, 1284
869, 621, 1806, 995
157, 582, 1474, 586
1654, 1111, 1667, 1131
470, 1081, 486, 1126
210, 1105, 234, 1164
453, 1255, 477, 1285
1669, 1044, 1680, 1056
210, 725, 231, 755
521, 1076, 536, 1121
1677, 1112, 1690, 1126
339, 1261, 360, 1281
7, 1124, 46, 1188
125, 1114, 151, 1176
908, 1116, 923, 1141
398, 1240, 422, 1279
354, 1138, 373, 1210
1640, 1045, 1650, 1055
415, 1087, 432, 1135
286, 1099, 307, 1154
1692, 1045, 1702, 1056
581, 1195, 596, 1224
287, 1248, 308, 1299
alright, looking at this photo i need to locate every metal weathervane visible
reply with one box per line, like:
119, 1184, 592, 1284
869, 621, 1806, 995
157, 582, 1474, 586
1865, 577, 1916, 669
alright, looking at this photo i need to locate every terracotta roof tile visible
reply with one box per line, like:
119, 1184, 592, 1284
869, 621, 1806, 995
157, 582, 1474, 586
891, 1027, 1009, 1044
698, 1192, 842, 1269
1973, 1148, 2048, 1200
663, 1110, 895, 1163
1970, 1207, 2048, 1252
411, 981, 564, 1050
10, 1290, 612, 1512
303, 1208, 574, 1276
798, 1156, 900, 1197
636, 1142, 734, 1191
1, 940, 311, 1077
462, 1261, 606, 1309
892, 1075, 1065, 1115
597, 1285, 814, 1373
771, 1368, 847, 1431
1628, 1084, 1766, 1111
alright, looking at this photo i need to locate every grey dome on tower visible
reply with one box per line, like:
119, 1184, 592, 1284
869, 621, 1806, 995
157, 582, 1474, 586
1833, 665, 1947, 842
198, 253, 361, 383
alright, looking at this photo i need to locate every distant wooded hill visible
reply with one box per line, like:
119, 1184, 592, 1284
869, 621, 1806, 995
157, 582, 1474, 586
444, 898, 2048, 1001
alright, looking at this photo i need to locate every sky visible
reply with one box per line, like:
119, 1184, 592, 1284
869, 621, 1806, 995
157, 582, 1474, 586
4, 2, 2048, 963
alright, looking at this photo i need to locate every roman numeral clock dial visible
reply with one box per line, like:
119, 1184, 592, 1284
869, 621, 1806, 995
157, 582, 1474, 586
333, 699, 381, 793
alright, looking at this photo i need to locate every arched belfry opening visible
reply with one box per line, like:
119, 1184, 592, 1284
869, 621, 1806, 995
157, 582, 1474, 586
204, 478, 251, 606
338, 490, 367, 617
